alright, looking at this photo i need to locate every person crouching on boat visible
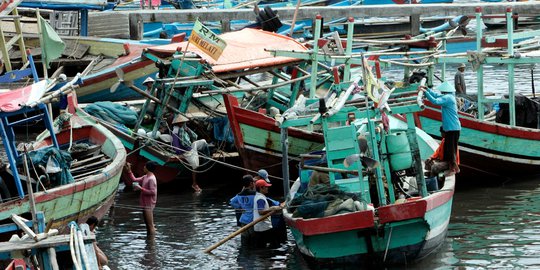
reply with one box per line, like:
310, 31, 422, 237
230, 175, 256, 245
125, 161, 158, 236
418, 81, 461, 176
171, 114, 208, 193
253, 180, 283, 248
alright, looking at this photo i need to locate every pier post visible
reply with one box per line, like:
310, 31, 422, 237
410, 14, 420, 36
280, 128, 290, 197
221, 19, 231, 33
129, 13, 143, 40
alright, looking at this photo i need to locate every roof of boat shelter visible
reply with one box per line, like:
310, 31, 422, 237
147, 28, 308, 73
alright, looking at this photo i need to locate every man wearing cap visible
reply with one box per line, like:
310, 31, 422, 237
454, 63, 467, 96
256, 169, 270, 183
253, 179, 282, 248
418, 81, 461, 175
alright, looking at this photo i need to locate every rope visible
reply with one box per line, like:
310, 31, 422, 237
87, 113, 286, 181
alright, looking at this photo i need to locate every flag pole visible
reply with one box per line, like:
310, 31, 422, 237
153, 21, 193, 135
36, 9, 49, 79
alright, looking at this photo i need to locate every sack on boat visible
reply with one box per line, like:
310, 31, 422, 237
45, 156, 61, 174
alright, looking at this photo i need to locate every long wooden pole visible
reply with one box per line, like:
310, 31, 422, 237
204, 208, 281, 253
288, 0, 302, 37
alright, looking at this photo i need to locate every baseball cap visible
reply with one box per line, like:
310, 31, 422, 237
255, 179, 272, 188
257, 169, 270, 183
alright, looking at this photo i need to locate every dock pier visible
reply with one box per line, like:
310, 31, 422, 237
102, 2, 540, 40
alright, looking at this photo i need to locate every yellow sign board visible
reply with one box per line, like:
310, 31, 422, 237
191, 20, 227, 61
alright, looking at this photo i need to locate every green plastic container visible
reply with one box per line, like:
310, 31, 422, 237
386, 131, 413, 171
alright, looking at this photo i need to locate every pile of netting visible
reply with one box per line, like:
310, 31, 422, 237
288, 184, 368, 219
22, 147, 74, 186
84, 101, 138, 127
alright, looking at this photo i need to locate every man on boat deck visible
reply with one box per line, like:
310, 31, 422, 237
454, 63, 467, 96
419, 81, 461, 176
255, 169, 271, 184
425, 126, 461, 178
171, 114, 208, 192
253, 180, 283, 248
125, 161, 158, 236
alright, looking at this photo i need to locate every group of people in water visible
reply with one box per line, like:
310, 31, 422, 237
229, 169, 287, 248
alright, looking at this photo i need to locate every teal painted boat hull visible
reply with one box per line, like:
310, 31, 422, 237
285, 117, 455, 265
418, 103, 540, 178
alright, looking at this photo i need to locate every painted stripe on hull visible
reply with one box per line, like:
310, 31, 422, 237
240, 123, 324, 156
289, 192, 453, 264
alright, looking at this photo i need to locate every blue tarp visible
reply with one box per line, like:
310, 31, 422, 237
84, 101, 138, 127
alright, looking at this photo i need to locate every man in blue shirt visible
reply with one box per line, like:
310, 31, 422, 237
419, 81, 461, 175
230, 175, 256, 226
230, 175, 257, 246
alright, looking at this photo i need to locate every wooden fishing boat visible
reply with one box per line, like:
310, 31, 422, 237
0, 1, 161, 103
223, 16, 447, 180
0, 213, 102, 269
0, 75, 126, 234
278, 57, 454, 265
84, 28, 310, 184
23, 35, 159, 103
223, 94, 325, 180
417, 8, 540, 178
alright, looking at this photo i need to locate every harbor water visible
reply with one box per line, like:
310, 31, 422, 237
97, 176, 540, 269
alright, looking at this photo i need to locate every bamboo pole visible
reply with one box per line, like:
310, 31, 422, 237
204, 207, 282, 253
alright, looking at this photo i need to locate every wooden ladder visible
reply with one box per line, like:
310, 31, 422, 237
322, 122, 370, 199
0, 0, 27, 72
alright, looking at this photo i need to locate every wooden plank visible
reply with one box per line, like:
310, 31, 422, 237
70, 158, 111, 173
0, 234, 95, 253
73, 169, 102, 180
88, 12, 129, 39
71, 154, 105, 168
63, 40, 90, 59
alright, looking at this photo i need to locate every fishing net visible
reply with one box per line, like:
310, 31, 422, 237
84, 101, 139, 127
288, 184, 361, 219
22, 147, 74, 186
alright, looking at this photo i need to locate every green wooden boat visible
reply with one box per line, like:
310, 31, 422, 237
278, 62, 455, 266
0, 77, 125, 233
418, 8, 540, 178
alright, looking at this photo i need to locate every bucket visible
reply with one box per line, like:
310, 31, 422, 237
386, 132, 413, 171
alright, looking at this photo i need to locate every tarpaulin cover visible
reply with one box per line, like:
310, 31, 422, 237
147, 28, 308, 73
84, 101, 138, 126
23, 146, 74, 187
0, 80, 48, 112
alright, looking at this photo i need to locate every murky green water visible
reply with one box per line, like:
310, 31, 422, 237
95, 177, 540, 270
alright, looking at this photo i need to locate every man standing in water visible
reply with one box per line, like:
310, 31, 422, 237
253, 180, 283, 248
125, 161, 158, 235
419, 81, 461, 176
454, 63, 467, 96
